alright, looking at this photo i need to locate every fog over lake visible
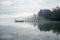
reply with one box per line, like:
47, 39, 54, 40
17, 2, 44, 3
0, 18, 60, 40
0, 0, 60, 40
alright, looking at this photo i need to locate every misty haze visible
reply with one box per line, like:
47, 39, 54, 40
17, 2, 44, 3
0, 0, 60, 40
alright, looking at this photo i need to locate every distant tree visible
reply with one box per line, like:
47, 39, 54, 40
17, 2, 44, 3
52, 6, 60, 20
38, 9, 52, 20
38, 6, 60, 21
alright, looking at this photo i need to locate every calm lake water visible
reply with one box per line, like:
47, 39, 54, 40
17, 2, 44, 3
0, 19, 60, 40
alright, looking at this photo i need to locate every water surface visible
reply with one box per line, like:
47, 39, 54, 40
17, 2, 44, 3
0, 19, 60, 40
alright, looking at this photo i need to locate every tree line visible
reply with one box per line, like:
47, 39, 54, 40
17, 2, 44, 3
38, 6, 60, 21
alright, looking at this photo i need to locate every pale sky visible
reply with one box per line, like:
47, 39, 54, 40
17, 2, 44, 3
0, 0, 60, 18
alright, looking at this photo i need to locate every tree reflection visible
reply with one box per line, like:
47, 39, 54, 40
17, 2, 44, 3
38, 22, 60, 35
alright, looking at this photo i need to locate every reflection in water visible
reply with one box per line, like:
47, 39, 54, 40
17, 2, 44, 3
38, 22, 60, 35
0, 21, 60, 40
0, 25, 19, 40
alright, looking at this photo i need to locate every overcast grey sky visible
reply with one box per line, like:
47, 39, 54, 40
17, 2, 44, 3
0, 0, 60, 18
